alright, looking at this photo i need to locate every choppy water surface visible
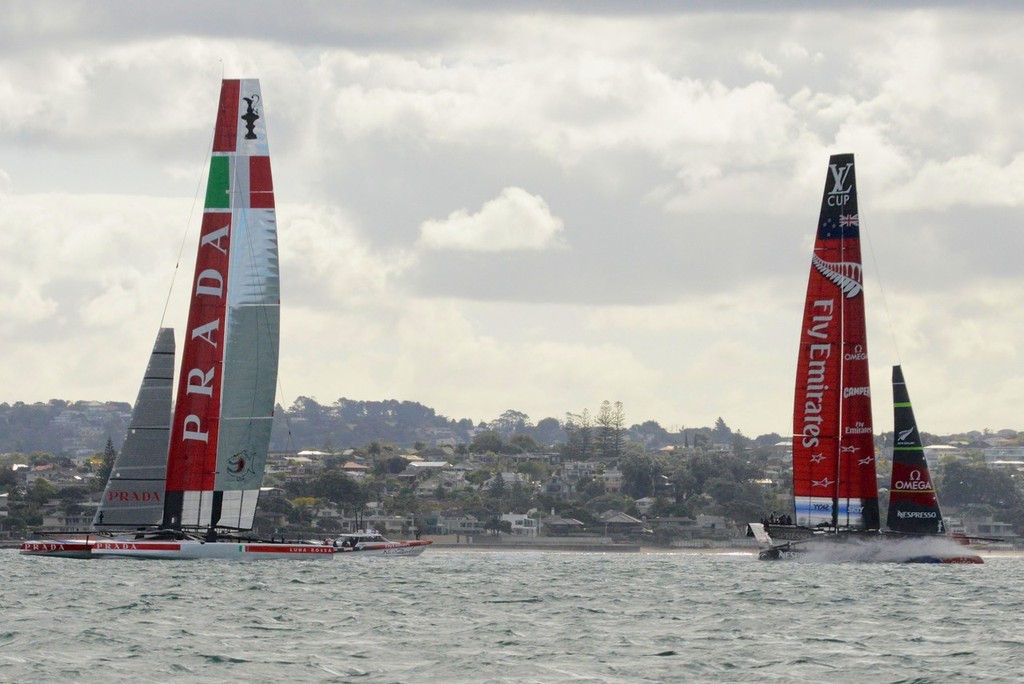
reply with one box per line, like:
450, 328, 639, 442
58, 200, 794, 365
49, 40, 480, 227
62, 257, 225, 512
2, 549, 1022, 683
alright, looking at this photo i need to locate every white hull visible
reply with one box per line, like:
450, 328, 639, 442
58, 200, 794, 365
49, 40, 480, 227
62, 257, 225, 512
21, 537, 334, 560
336, 542, 431, 557
332, 533, 432, 557
91, 539, 335, 560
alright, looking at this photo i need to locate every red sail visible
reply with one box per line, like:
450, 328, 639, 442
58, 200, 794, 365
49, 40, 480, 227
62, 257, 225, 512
162, 80, 240, 527
792, 154, 880, 529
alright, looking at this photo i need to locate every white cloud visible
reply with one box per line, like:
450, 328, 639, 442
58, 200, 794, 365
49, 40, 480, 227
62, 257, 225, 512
742, 52, 781, 78
1, 5, 1024, 437
418, 187, 566, 252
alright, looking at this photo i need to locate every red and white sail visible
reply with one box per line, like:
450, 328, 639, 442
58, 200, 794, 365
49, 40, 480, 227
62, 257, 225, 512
792, 153, 880, 529
162, 79, 279, 531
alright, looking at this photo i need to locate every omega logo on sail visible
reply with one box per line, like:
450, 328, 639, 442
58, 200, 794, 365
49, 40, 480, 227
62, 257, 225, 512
894, 469, 933, 491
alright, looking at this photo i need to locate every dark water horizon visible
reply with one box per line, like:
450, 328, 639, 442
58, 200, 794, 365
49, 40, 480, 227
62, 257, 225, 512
3, 548, 1021, 683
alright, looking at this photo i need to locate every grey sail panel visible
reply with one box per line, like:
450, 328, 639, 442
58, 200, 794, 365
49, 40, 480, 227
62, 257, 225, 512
93, 328, 174, 528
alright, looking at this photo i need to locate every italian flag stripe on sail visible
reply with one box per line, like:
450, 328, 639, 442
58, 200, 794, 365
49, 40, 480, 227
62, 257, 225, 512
205, 156, 230, 209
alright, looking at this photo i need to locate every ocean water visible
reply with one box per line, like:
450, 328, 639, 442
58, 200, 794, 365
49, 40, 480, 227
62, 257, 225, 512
2, 548, 1022, 683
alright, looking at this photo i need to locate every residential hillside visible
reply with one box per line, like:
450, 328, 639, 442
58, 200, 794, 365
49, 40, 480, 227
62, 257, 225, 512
1, 397, 1019, 462
2, 398, 1023, 546
0, 397, 776, 456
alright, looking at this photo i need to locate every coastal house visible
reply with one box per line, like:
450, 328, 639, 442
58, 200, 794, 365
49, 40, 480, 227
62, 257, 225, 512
339, 461, 370, 479
434, 513, 486, 536
964, 516, 1018, 543
594, 468, 623, 494
599, 510, 644, 535
541, 475, 574, 500
635, 497, 656, 515
542, 514, 585, 536
500, 513, 539, 537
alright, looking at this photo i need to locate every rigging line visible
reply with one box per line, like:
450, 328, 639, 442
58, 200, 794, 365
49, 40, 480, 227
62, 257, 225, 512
159, 106, 217, 330
862, 209, 901, 367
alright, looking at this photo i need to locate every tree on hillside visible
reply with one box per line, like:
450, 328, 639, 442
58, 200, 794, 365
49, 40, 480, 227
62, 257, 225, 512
95, 438, 116, 491
611, 401, 626, 459
489, 410, 532, 437
516, 460, 549, 482
563, 409, 592, 460
470, 431, 503, 454
0, 466, 16, 489
620, 453, 666, 499
713, 417, 732, 444
531, 417, 566, 447
373, 455, 409, 476
508, 434, 539, 453
487, 473, 507, 500
596, 401, 615, 458
309, 470, 366, 512
937, 461, 1024, 515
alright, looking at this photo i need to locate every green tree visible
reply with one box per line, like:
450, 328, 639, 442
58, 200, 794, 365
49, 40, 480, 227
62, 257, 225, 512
470, 431, 503, 454
508, 434, 539, 453
620, 453, 665, 499
516, 460, 549, 482
508, 481, 533, 512
309, 470, 365, 512
611, 401, 626, 460
0, 466, 17, 489
596, 400, 614, 458
937, 460, 1024, 532
563, 410, 592, 460
27, 478, 56, 505
489, 410, 532, 436
487, 474, 507, 499
95, 438, 116, 491
372, 455, 409, 476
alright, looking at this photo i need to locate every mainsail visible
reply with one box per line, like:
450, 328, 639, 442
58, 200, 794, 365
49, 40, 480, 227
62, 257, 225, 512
792, 153, 880, 530
94, 328, 175, 528
162, 79, 280, 532
888, 365, 945, 533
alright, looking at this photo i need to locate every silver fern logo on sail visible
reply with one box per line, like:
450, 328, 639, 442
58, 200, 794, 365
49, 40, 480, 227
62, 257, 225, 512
812, 254, 862, 298
897, 426, 916, 444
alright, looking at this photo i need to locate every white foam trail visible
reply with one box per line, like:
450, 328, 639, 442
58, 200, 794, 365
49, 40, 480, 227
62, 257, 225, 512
792, 535, 980, 563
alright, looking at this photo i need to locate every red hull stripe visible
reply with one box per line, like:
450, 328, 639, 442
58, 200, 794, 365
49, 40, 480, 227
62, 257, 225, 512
243, 545, 335, 555
94, 542, 183, 551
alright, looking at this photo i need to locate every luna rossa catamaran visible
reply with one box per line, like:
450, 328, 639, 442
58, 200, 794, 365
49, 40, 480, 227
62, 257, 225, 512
22, 79, 333, 559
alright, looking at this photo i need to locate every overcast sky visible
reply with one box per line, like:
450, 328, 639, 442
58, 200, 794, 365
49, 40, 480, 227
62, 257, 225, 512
1, 2, 1022, 437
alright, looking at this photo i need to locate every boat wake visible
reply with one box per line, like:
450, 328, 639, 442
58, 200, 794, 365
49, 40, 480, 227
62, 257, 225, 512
792, 535, 982, 564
